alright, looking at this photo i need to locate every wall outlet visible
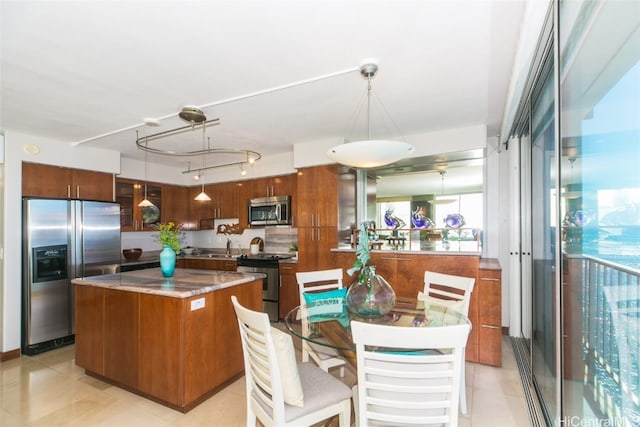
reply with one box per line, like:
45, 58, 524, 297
190, 297, 205, 311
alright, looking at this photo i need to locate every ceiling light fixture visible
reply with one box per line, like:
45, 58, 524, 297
136, 107, 262, 175
327, 60, 415, 169
240, 164, 248, 176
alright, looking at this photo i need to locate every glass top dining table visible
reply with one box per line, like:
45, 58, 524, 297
284, 296, 470, 367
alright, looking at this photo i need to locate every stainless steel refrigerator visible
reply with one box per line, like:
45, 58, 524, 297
22, 198, 121, 355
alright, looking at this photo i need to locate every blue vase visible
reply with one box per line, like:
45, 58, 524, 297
159, 246, 176, 277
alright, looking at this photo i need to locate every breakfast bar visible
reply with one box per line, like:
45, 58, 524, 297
72, 268, 264, 412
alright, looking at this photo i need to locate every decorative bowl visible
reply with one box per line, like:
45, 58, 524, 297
182, 247, 195, 255
122, 248, 143, 261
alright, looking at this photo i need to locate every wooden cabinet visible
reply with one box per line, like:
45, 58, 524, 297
476, 262, 502, 366
250, 174, 293, 198
188, 181, 245, 229
22, 162, 114, 201
116, 179, 162, 231
180, 257, 237, 271
162, 185, 191, 229
279, 263, 298, 319
296, 165, 338, 228
74, 279, 262, 412
332, 250, 503, 365
368, 253, 425, 298
235, 181, 252, 227
296, 165, 339, 271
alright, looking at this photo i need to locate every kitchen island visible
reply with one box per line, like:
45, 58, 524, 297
72, 268, 264, 412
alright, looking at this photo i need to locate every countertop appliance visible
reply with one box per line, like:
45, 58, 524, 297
22, 198, 121, 355
248, 195, 291, 226
236, 253, 293, 321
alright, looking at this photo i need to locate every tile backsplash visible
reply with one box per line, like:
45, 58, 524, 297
121, 221, 298, 255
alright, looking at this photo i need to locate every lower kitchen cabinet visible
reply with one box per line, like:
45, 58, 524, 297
279, 262, 298, 319
476, 261, 502, 366
331, 250, 502, 366
74, 279, 262, 412
179, 258, 237, 271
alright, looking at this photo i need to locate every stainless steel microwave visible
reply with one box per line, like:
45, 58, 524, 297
248, 195, 291, 226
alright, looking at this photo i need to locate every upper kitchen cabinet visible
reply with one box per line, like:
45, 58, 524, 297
188, 185, 214, 229
116, 179, 162, 232
296, 165, 338, 228
296, 165, 339, 271
250, 174, 294, 199
235, 181, 252, 227
22, 162, 114, 202
162, 185, 191, 230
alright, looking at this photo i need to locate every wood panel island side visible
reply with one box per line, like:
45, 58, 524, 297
72, 268, 264, 412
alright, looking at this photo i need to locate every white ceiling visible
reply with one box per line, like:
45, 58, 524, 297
1, 0, 524, 195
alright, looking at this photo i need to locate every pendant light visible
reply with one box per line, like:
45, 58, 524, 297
194, 125, 211, 201
138, 134, 155, 207
429, 164, 456, 205
562, 157, 581, 199
327, 60, 414, 168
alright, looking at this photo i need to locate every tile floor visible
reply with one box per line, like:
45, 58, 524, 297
1, 336, 530, 426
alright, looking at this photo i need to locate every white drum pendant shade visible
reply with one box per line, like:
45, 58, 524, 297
327, 140, 415, 169
328, 60, 414, 169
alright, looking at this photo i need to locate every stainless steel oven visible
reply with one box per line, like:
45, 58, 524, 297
236, 253, 293, 321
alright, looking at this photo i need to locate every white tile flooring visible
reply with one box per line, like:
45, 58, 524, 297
1, 336, 531, 426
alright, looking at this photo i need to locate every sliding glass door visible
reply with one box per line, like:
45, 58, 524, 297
530, 55, 559, 425
559, 1, 640, 425
513, 2, 640, 425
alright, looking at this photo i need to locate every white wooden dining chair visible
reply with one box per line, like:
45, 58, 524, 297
231, 296, 352, 427
422, 270, 475, 415
296, 268, 347, 377
351, 321, 471, 427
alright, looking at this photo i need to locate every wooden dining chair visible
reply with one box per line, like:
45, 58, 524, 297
296, 268, 348, 377
422, 270, 475, 415
351, 321, 471, 427
231, 296, 352, 427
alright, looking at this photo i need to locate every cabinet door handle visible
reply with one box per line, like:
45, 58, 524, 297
480, 277, 500, 282
380, 257, 397, 261
67, 185, 71, 198
481, 325, 501, 331
317, 214, 321, 227
396, 258, 411, 262
317, 227, 321, 240
76, 185, 80, 199
281, 266, 294, 272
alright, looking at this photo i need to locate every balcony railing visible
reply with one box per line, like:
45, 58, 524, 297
580, 255, 640, 423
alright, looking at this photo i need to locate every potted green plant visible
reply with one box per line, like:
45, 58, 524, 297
345, 223, 395, 318
155, 221, 183, 277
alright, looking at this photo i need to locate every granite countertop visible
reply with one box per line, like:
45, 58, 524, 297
72, 268, 266, 299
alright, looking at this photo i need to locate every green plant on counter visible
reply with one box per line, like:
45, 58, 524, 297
289, 241, 298, 252
155, 221, 183, 252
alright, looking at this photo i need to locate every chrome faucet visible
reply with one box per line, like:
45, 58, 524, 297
226, 238, 231, 256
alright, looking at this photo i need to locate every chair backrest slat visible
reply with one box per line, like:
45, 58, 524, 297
352, 321, 470, 427
423, 271, 476, 316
